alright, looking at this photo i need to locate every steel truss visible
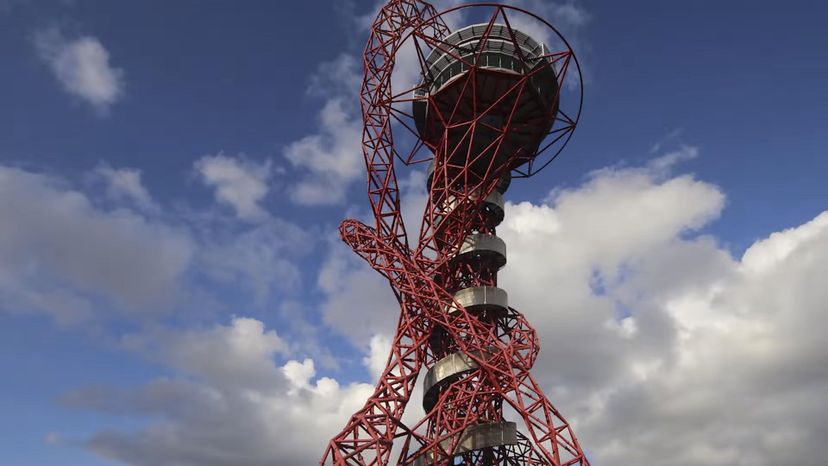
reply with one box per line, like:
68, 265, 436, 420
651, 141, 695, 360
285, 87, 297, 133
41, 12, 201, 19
320, 2, 587, 465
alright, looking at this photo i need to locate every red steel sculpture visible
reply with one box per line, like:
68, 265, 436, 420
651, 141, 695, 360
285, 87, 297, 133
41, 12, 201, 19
320, 1, 586, 465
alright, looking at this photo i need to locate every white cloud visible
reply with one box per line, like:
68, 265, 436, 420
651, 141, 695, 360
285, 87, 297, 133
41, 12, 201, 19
317, 239, 399, 349
647, 144, 698, 173
34, 28, 124, 112
497, 153, 728, 395
195, 154, 272, 221
115, 317, 291, 392
362, 334, 392, 382
93, 164, 157, 211
578, 211, 828, 465
739, 214, 827, 275
62, 148, 828, 465
312, 170, 427, 347
0, 165, 193, 323
66, 317, 374, 466
0, 160, 315, 328
284, 54, 364, 206
494, 154, 828, 465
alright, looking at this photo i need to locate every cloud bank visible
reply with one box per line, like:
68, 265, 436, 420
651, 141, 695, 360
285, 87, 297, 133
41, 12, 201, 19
58, 150, 828, 466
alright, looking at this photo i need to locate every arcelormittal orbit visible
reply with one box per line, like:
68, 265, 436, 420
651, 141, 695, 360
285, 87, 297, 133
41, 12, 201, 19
321, 1, 587, 465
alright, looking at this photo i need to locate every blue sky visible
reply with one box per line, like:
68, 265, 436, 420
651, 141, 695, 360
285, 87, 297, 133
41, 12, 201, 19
1, 1, 827, 465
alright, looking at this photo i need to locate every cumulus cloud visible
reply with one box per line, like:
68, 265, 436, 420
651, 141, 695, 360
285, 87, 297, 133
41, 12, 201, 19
195, 154, 272, 221
92, 164, 157, 211
283, 55, 364, 205
494, 154, 827, 465
0, 159, 317, 330
34, 27, 125, 112
317, 239, 399, 349
494, 152, 728, 398
66, 317, 374, 466
63, 148, 828, 465
125, 317, 289, 391
573, 212, 828, 465
362, 334, 392, 382
0, 165, 192, 323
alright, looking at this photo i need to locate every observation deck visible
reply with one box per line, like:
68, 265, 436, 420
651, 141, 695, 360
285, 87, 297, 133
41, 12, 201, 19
412, 23, 560, 176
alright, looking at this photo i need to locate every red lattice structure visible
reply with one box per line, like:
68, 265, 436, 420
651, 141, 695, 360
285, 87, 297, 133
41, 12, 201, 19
320, 1, 587, 465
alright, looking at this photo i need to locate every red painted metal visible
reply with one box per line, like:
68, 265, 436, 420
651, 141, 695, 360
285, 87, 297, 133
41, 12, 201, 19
320, 2, 587, 465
